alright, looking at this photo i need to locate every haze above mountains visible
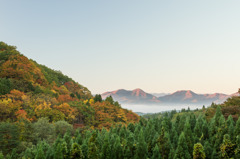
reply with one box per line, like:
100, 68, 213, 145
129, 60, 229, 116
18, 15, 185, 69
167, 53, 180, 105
102, 88, 239, 106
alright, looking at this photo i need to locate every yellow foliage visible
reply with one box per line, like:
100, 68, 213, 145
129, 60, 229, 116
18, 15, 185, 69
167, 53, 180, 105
83, 99, 88, 104
1, 98, 12, 104
35, 101, 51, 113
51, 89, 57, 94
89, 99, 94, 105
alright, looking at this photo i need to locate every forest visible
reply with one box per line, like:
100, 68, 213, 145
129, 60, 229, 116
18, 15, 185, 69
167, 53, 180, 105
1, 42, 240, 158
1, 99, 240, 159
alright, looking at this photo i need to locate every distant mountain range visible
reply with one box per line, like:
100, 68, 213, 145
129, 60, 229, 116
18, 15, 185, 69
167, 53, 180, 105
101, 88, 239, 106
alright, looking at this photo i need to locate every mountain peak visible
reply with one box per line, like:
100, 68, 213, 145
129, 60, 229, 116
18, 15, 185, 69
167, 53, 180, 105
133, 88, 144, 92
132, 88, 147, 97
101, 88, 157, 103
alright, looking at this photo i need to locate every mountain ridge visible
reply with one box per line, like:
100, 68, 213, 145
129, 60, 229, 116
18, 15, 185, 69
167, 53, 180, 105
102, 89, 231, 106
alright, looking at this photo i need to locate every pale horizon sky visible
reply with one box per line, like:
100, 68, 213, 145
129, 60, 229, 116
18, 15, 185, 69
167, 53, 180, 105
1, 1, 240, 95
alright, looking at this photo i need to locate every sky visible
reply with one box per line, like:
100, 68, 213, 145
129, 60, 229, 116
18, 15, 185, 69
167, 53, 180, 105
1, 1, 240, 95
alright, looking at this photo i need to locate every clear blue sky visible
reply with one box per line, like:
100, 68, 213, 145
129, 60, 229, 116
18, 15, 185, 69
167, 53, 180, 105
1, 1, 240, 94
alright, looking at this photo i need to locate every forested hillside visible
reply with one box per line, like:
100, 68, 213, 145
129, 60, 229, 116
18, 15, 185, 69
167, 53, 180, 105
1, 95, 240, 158
0, 41, 139, 156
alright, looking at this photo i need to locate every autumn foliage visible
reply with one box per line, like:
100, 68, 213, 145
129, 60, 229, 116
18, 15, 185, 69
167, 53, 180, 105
0, 42, 139, 129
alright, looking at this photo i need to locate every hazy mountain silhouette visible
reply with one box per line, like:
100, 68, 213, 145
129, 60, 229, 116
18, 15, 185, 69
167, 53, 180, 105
101, 88, 160, 104
102, 89, 230, 106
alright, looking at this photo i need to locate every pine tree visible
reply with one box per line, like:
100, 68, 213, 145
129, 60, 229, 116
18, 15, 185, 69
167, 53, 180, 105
0, 123, 19, 155
53, 136, 64, 159
193, 143, 205, 159
127, 123, 135, 133
61, 141, 68, 159
135, 129, 148, 159
70, 143, 83, 159
234, 117, 240, 139
81, 140, 88, 159
213, 115, 226, 150
88, 142, 98, 159
194, 115, 204, 141
10, 148, 18, 159
0, 152, 3, 159
24, 148, 35, 159
126, 132, 135, 157
88, 132, 99, 159
63, 130, 72, 151
151, 144, 161, 159
94, 94, 102, 102
76, 134, 83, 145
220, 134, 236, 158
170, 124, 178, 149
203, 141, 212, 159
168, 149, 174, 159
35, 144, 46, 159
157, 127, 171, 159
54, 143, 64, 159
113, 136, 123, 159
211, 149, 218, 159
100, 134, 111, 159
184, 120, 194, 155
190, 113, 197, 131
235, 135, 240, 158
174, 132, 191, 159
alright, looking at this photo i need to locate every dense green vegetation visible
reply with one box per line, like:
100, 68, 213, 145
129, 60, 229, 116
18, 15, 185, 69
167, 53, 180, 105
1, 101, 240, 158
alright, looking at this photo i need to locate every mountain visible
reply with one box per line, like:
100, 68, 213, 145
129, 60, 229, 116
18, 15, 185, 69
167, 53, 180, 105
0, 42, 139, 128
158, 90, 228, 105
102, 88, 160, 104
102, 89, 229, 106
152, 93, 170, 97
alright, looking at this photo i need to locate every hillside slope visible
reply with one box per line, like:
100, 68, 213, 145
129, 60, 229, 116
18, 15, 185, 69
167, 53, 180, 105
0, 42, 139, 128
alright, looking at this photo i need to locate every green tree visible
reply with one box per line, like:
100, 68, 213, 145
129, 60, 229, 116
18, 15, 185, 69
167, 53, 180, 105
0, 122, 19, 155
55, 120, 73, 137
81, 140, 88, 159
203, 141, 212, 159
0, 151, 4, 159
184, 120, 194, 155
100, 134, 111, 159
35, 144, 46, 159
234, 117, 240, 139
94, 94, 102, 102
157, 127, 171, 159
174, 132, 191, 159
235, 135, 240, 158
211, 149, 218, 159
105, 96, 114, 105
113, 136, 123, 159
70, 143, 83, 159
152, 144, 162, 159
53, 136, 64, 159
220, 134, 236, 159
194, 115, 204, 141
54, 142, 64, 159
88, 132, 99, 159
170, 124, 178, 149
33, 118, 54, 142
193, 143, 205, 159
126, 132, 135, 157
63, 130, 72, 152
135, 129, 148, 159
88, 142, 98, 159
